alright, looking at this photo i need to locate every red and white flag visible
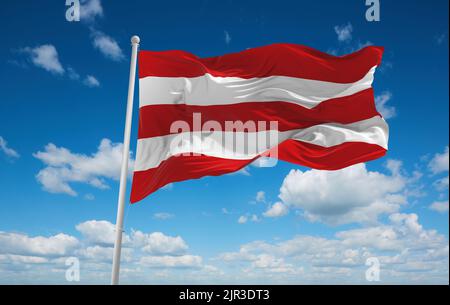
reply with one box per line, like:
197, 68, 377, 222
130, 43, 388, 203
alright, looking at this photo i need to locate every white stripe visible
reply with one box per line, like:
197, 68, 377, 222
134, 116, 388, 172
139, 66, 377, 109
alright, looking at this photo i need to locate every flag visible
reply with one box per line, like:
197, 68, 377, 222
130, 43, 388, 203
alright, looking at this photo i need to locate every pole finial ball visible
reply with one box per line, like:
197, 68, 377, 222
131, 35, 140, 44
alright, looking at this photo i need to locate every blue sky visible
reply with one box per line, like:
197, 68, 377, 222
0, 0, 448, 284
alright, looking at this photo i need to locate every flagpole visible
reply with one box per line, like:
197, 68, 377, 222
111, 35, 140, 285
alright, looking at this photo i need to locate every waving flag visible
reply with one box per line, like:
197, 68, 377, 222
130, 43, 388, 203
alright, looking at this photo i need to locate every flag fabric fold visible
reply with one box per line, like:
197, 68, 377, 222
130, 43, 388, 203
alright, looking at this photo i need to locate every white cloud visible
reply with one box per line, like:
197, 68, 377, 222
224, 30, 231, 45
0, 212, 447, 284
256, 191, 265, 203
250, 254, 296, 273
67, 67, 80, 80
33, 138, 134, 196
140, 255, 202, 268
131, 231, 188, 255
279, 162, 407, 225
389, 213, 423, 233
375, 91, 396, 119
428, 146, 449, 174
386, 159, 403, 176
238, 215, 248, 224
76, 245, 113, 261
76, 220, 118, 246
228, 166, 250, 176
334, 23, 353, 42
153, 212, 174, 220
218, 213, 448, 283
0, 219, 212, 283
337, 213, 429, 251
76, 220, 188, 256
84, 193, 95, 200
80, 0, 103, 22
76, 245, 133, 263
430, 201, 449, 213
18, 46, 100, 86
22, 44, 64, 74
83, 75, 100, 87
0, 232, 78, 257
91, 30, 124, 61
238, 214, 260, 224
0, 136, 19, 158
263, 202, 289, 218
433, 176, 449, 191
0, 254, 48, 264
251, 214, 260, 222
16, 45, 102, 90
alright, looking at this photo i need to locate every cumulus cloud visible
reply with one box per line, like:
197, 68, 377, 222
238, 215, 248, 224
279, 162, 407, 225
263, 202, 289, 218
84, 193, 95, 201
33, 138, 134, 196
76, 245, 111, 261
83, 75, 100, 87
0, 219, 208, 283
433, 176, 449, 191
76, 220, 118, 246
91, 30, 124, 61
255, 191, 265, 203
75, 220, 188, 255
375, 91, 396, 119
428, 146, 449, 174
250, 254, 297, 274
140, 255, 202, 268
17, 45, 101, 87
67, 67, 80, 80
251, 214, 260, 222
132, 231, 188, 255
22, 44, 64, 74
0, 212, 447, 284
238, 214, 259, 224
0, 254, 48, 264
218, 213, 448, 283
430, 201, 449, 213
0, 232, 78, 257
0, 136, 19, 159
80, 0, 103, 22
334, 23, 353, 42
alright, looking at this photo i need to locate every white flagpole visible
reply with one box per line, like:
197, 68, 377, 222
111, 35, 140, 285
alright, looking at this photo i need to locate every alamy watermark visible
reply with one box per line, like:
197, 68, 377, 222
65, 0, 80, 22
65, 257, 80, 282
365, 0, 380, 22
66, 1, 380, 23
169, 113, 279, 167
365, 257, 381, 282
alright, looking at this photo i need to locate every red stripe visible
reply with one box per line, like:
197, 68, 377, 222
138, 44, 383, 83
130, 141, 386, 203
137, 89, 379, 139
